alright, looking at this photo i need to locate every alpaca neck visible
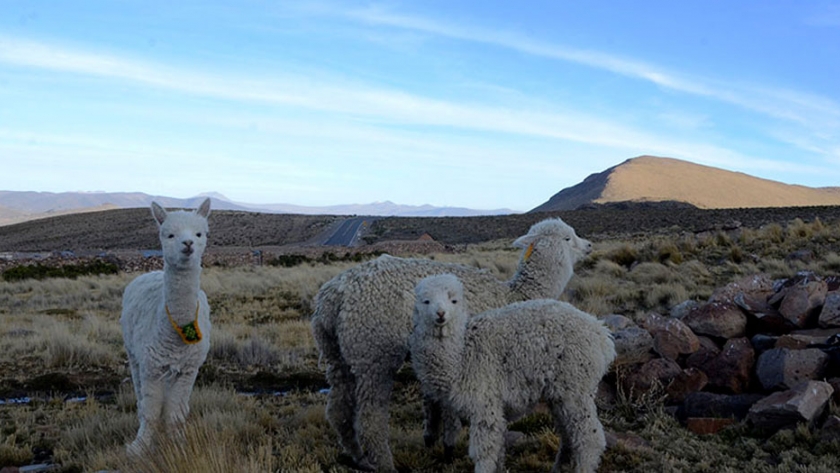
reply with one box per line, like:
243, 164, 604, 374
508, 251, 571, 301
419, 325, 466, 401
163, 264, 202, 326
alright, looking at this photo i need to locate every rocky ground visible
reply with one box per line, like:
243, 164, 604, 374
610, 270, 840, 441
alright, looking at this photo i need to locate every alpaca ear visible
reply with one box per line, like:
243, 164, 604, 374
512, 233, 537, 249
196, 198, 211, 218
151, 202, 167, 226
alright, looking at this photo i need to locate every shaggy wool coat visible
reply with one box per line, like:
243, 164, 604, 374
121, 199, 211, 456
410, 274, 615, 473
310, 218, 592, 471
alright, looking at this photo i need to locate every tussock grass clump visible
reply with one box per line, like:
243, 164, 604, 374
603, 243, 639, 268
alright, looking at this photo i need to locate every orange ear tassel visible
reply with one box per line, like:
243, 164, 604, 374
524, 243, 534, 262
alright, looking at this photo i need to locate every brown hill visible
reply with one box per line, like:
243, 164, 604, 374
6, 204, 840, 255
0, 204, 121, 227
531, 156, 840, 212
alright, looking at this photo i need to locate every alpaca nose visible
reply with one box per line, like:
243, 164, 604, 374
182, 240, 194, 253
436, 309, 446, 321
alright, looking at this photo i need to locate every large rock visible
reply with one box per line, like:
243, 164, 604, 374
685, 336, 721, 371
772, 272, 828, 328
670, 300, 699, 320
818, 415, 840, 442
735, 292, 796, 335
747, 380, 835, 431
666, 367, 708, 404
621, 358, 682, 396
681, 391, 765, 421
641, 313, 700, 361
750, 334, 778, 354
710, 274, 775, 305
602, 314, 636, 332
685, 417, 737, 435
613, 327, 655, 365
682, 301, 747, 339
701, 337, 755, 394
755, 348, 829, 391
818, 292, 840, 328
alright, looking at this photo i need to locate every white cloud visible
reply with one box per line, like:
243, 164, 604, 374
0, 35, 735, 160
340, 5, 840, 129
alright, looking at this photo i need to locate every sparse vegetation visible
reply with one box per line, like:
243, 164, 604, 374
2, 259, 119, 282
2, 212, 840, 471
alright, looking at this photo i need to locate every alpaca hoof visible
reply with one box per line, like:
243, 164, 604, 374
336, 452, 376, 472
443, 444, 455, 463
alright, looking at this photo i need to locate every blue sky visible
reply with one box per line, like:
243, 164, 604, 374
1, 1, 839, 211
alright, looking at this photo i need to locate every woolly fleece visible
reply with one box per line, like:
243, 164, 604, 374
410, 274, 615, 473
311, 218, 591, 471
121, 198, 212, 456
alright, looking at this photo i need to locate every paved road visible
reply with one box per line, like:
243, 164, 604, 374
324, 217, 371, 246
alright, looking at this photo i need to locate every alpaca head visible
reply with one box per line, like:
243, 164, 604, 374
512, 218, 592, 265
413, 274, 467, 339
151, 198, 211, 269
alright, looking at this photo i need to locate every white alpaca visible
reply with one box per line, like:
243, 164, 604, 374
311, 218, 592, 471
410, 274, 615, 473
121, 198, 212, 455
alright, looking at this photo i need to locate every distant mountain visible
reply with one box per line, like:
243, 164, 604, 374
531, 156, 840, 212
0, 191, 517, 226
245, 200, 514, 217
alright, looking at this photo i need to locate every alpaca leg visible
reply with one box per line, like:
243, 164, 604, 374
127, 352, 142, 405
325, 361, 370, 470
355, 365, 397, 472
551, 395, 606, 473
422, 396, 442, 448
468, 412, 506, 473
441, 403, 462, 462
164, 368, 200, 431
127, 376, 165, 456
549, 400, 571, 470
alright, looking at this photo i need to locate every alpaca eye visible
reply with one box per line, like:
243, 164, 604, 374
565, 237, 571, 241
196, 233, 203, 238
423, 300, 430, 305
452, 299, 458, 304
168, 234, 175, 239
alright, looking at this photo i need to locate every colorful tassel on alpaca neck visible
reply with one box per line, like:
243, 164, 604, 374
166, 301, 202, 344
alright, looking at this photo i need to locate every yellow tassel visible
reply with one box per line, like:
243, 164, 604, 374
166, 301, 202, 344
524, 243, 534, 262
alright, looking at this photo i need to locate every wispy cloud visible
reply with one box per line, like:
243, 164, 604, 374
0, 35, 729, 158
0, 32, 835, 187
340, 5, 840, 128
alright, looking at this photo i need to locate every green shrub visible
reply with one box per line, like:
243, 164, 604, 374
1, 260, 119, 282
268, 254, 312, 268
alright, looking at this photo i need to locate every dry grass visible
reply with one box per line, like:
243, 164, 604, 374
3, 218, 840, 471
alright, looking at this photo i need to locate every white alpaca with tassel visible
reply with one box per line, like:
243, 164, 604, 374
121, 198, 212, 455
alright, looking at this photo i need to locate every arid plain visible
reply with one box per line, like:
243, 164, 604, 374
2, 202, 840, 472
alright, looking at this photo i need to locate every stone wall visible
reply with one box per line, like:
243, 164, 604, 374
609, 271, 840, 437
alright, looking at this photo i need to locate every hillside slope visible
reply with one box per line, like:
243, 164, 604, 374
532, 156, 840, 212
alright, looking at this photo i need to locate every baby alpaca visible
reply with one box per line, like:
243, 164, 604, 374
121, 198, 212, 455
410, 274, 615, 473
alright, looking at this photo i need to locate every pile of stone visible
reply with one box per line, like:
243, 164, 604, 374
608, 271, 840, 437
